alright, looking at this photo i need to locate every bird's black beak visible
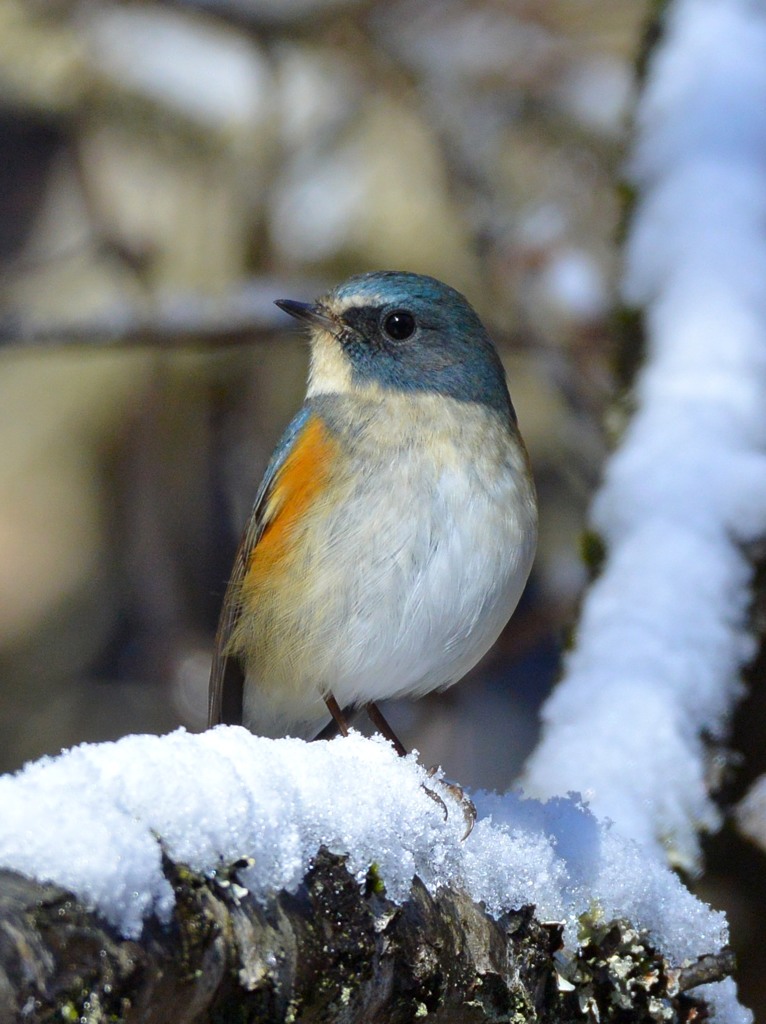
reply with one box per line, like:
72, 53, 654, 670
275, 299, 336, 331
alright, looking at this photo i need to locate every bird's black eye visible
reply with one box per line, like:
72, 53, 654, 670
382, 310, 416, 341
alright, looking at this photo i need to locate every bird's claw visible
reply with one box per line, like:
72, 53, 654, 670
421, 781, 449, 821
424, 766, 477, 840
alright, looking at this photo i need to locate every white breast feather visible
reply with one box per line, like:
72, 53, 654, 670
243, 395, 537, 736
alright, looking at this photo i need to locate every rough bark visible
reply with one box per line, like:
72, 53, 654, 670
0, 848, 730, 1024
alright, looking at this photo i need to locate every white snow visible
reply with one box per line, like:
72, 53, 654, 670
85, 7, 273, 131
736, 773, 766, 851
0, 728, 730, 973
552, 56, 634, 137
522, 0, 766, 884
537, 247, 609, 322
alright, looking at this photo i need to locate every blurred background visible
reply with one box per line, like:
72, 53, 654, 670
0, 0, 764, 1016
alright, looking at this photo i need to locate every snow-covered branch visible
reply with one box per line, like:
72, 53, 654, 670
0, 850, 563, 1023
0, 849, 734, 1023
522, 0, 766, 876
0, 730, 741, 1022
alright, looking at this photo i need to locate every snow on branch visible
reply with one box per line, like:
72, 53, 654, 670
0, 729, 742, 1021
522, 0, 766, 876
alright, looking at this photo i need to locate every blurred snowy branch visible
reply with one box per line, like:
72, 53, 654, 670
522, 0, 766, 878
0, 280, 317, 348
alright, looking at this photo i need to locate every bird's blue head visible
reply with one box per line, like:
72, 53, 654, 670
276, 271, 515, 419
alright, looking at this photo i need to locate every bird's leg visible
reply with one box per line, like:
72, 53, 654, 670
324, 693, 352, 736
365, 701, 407, 757
315, 701, 357, 741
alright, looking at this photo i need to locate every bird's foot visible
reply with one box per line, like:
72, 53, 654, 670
420, 781, 449, 821
425, 766, 477, 840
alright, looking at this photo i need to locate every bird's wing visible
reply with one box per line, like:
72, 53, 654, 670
207, 404, 313, 726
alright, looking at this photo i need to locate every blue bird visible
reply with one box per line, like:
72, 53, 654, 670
209, 271, 537, 755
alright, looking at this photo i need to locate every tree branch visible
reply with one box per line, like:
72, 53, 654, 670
0, 848, 727, 1023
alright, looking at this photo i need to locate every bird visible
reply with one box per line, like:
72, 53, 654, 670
208, 270, 537, 758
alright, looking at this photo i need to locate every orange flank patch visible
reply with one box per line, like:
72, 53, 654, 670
247, 415, 338, 582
